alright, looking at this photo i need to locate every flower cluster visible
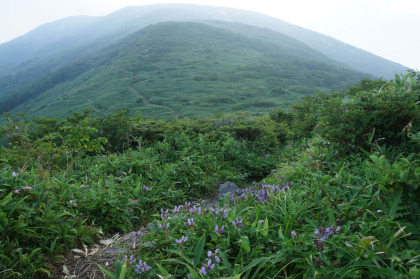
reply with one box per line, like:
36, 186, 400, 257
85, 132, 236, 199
132, 231, 141, 238
199, 259, 215, 275
239, 183, 294, 202
160, 208, 170, 219
135, 259, 152, 274
171, 205, 183, 214
189, 205, 202, 214
122, 256, 152, 274
175, 235, 188, 245
214, 224, 225, 235
232, 218, 244, 227
184, 218, 196, 227
211, 207, 228, 219
199, 249, 221, 275
158, 222, 170, 230
124, 255, 137, 264
313, 225, 341, 252
13, 186, 34, 195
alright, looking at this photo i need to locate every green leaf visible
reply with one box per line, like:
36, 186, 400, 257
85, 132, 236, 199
239, 257, 268, 273
0, 192, 13, 207
117, 261, 127, 279
219, 250, 233, 275
98, 264, 116, 279
240, 236, 251, 253
168, 249, 192, 265
187, 265, 202, 279
278, 226, 285, 241
370, 155, 379, 164
262, 217, 269, 237
194, 234, 206, 267
155, 263, 174, 279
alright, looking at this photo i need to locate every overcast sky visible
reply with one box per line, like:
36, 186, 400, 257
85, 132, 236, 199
1, 0, 419, 69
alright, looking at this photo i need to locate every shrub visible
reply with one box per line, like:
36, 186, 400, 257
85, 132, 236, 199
316, 73, 420, 152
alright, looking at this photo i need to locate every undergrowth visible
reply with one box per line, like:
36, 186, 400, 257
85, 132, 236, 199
0, 73, 419, 278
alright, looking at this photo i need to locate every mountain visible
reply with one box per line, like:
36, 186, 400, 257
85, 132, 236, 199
0, 21, 369, 119
0, 4, 408, 98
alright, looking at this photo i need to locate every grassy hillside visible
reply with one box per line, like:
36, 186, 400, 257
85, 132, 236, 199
0, 4, 408, 100
1, 21, 368, 119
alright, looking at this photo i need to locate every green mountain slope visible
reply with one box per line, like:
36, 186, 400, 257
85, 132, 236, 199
3, 22, 369, 119
0, 4, 408, 99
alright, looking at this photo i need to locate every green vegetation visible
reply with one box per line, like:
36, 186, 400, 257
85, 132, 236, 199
1, 21, 369, 120
0, 72, 419, 278
0, 4, 408, 94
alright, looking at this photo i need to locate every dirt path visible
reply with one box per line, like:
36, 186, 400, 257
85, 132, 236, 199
54, 197, 221, 278
129, 87, 182, 118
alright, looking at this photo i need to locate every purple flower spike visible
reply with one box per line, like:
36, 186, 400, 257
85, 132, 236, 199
199, 267, 207, 275
184, 218, 196, 227
134, 259, 152, 274
175, 235, 188, 245
215, 224, 225, 234
232, 218, 244, 227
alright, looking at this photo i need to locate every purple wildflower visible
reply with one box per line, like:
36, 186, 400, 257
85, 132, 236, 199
200, 250, 220, 275
124, 255, 136, 264
132, 231, 141, 238
142, 186, 149, 191
175, 235, 188, 245
13, 189, 20, 194
12, 171, 17, 177
214, 224, 225, 234
189, 205, 202, 214
232, 218, 244, 227
171, 205, 183, 214
135, 259, 152, 274
184, 218, 196, 227
314, 225, 341, 252
206, 249, 221, 264
291, 230, 297, 237
158, 222, 170, 230
211, 208, 228, 219
160, 208, 170, 219
199, 266, 207, 275
377, 210, 382, 214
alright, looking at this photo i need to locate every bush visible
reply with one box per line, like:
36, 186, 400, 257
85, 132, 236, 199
316, 73, 420, 152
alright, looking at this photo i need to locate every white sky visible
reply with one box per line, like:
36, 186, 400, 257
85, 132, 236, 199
1, 0, 419, 69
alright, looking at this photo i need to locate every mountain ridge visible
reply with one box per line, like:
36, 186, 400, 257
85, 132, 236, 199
0, 4, 408, 83
1, 21, 369, 119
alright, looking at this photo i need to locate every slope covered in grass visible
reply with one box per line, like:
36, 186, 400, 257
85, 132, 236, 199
2, 21, 368, 119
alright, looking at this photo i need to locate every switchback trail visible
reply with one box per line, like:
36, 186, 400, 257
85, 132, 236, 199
129, 87, 182, 118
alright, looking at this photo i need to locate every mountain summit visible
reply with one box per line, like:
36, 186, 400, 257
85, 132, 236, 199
0, 4, 408, 119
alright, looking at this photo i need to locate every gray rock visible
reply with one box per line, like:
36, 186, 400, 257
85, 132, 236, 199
102, 247, 126, 255
218, 181, 241, 200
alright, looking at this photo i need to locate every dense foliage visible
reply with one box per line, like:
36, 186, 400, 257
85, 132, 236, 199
0, 73, 419, 278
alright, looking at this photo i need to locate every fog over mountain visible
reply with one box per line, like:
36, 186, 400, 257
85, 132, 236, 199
0, 4, 409, 119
